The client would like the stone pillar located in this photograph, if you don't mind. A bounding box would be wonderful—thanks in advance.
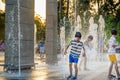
[34,24,37,54]
[46,0,58,64]
[5,0,34,69]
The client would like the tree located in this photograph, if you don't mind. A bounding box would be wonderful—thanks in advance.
[0,10,5,41]
[34,14,46,42]
[66,0,69,19]
[1,0,5,3]
[100,0,120,42]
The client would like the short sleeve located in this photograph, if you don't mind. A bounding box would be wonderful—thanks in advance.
[109,37,116,46]
[81,42,84,48]
[68,40,73,46]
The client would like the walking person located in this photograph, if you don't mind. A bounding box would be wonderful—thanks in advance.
[64,32,86,80]
[108,30,120,79]
[38,40,45,59]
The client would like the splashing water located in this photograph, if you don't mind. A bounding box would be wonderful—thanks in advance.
[17,0,21,76]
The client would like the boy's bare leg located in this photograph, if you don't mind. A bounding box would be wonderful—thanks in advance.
[79,57,83,70]
[42,53,44,58]
[42,52,45,60]
[41,54,43,59]
[40,52,44,59]
[69,63,73,76]
[109,62,114,76]
[43,53,45,58]
[115,62,120,76]
[74,64,78,77]
[40,52,41,59]
[83,57,87,70]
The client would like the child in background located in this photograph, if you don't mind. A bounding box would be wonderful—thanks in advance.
[79,35,93,70]
[38,40,45,59]
[108,30,120,79]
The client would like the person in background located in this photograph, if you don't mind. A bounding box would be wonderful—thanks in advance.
[79,35,93,70]
[38,40,45,59]
[108,30,120,79]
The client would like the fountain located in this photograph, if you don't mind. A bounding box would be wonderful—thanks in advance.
[7,5,16,68]
[71,15,82,40]
[76,15,82,32]
[5,0,34,78]
[60,27,65,54]
[83,11,87,25]
[61,0,108,68]
[17,0,21,76]
[60,12,107,75]
[98,15,105,53]
[2,0,111,79]
[88,17,98,51]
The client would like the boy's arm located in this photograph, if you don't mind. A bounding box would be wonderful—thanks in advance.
[64,45,69,55]
[82,46,86,57]
[112,44,118,48]
[64,40,72,55]
[110,38,118,48]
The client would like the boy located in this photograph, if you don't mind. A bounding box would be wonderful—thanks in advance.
[38,40,45,59]
[64,32,86,80]
[79,35,93,70]
[108,30,120,79]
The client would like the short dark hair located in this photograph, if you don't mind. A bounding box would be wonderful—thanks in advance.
[88,35,93,40]
[75,32,82,38]
[111,30,117,35]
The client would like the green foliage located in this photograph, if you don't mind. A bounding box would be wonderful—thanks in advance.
[0,10,5,41]
[1,0,5,3]
[34,14,46,42]
[65,19,71,44]
[104,14,114,41]
[116,21,120,43]
[102,0,120,43]
[0,11,46,42]
[105,15,120,43]
[58,0,120,44]
[78,0,90,14]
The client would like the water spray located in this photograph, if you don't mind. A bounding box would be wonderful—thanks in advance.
[17,0,21,76]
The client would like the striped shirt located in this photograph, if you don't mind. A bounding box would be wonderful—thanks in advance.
[69,40,84,58]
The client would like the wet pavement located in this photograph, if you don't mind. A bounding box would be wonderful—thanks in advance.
[0,52,119,80]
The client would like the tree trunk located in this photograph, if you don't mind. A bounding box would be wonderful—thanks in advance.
[60,0,62,20]
[66,0,69,19]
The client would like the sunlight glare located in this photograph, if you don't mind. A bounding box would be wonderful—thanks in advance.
[35,0,46,20]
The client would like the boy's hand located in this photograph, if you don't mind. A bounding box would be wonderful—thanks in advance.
[83,47,86,57]
[112,44,115,47]
[64,45,69,55]
[82,52,86,57]
[64,50,67,55]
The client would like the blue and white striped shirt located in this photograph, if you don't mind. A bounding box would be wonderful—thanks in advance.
[69,40,84,58]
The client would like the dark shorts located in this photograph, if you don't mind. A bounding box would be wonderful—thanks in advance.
[69,54,79,64]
